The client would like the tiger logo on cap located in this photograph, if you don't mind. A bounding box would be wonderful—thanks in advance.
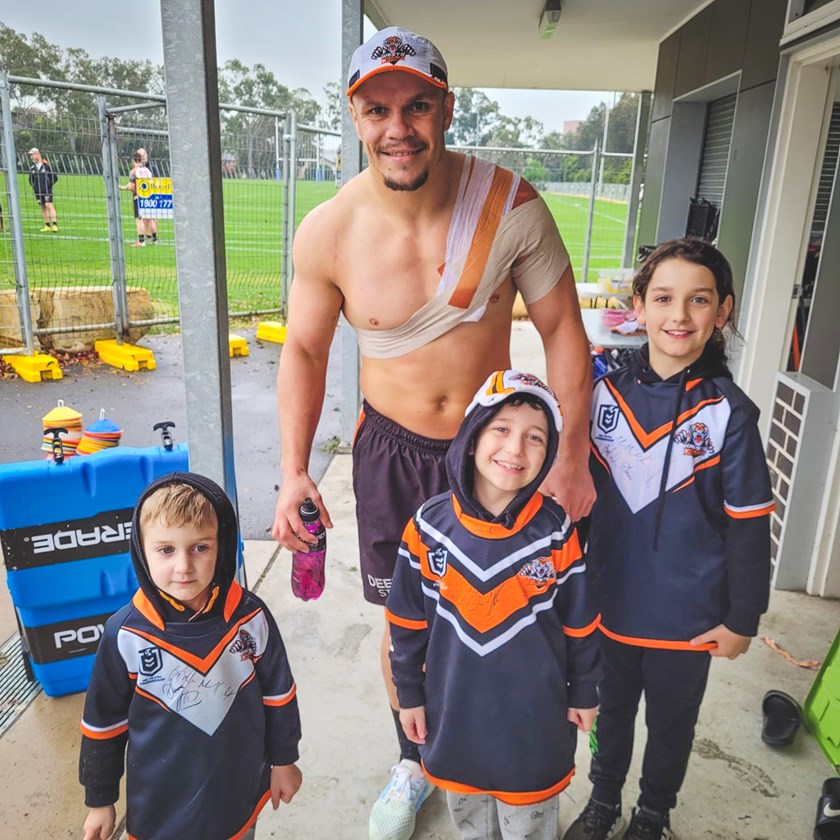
[372,36,416,65]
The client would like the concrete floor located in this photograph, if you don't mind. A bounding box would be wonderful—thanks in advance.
[0,323,838,839]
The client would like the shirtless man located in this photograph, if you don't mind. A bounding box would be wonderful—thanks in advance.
[272,27,595,840]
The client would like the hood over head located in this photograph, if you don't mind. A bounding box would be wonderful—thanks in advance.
[446,370,562,528]
[131,472,239,624]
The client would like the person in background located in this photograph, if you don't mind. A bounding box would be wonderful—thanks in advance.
[27,147,58,232]
[136,147,159,242]
[120,152,155,247]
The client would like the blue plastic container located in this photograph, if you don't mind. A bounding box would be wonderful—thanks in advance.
[0,443,189,696]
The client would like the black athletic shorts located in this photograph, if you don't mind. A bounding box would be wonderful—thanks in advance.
[35,193,53,205]
[352,400,451,604]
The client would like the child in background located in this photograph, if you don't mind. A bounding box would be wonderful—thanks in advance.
[80,473,302,840]
[564,238,773,840]
[386,370,601,840]
[119,152,155,247]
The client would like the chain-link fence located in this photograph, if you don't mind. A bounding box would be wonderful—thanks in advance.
[0,72,636,358]
[456,144,635,282]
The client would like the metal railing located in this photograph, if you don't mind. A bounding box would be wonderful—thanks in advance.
[0,71,634,357]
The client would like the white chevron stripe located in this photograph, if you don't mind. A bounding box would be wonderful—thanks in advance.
[417,513,572,582]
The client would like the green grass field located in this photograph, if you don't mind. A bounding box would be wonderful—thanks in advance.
[0,172,627,326]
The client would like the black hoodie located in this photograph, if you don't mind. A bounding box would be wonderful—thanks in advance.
[387,370,600,804]
[589,346,774,648]
[79,473,301,840]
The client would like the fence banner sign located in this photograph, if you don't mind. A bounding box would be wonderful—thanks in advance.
[136,177,174,219]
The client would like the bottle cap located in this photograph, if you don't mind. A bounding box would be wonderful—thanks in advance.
[300,498,320,522]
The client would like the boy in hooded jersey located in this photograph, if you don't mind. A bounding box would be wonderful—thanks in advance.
[386,370,601,840]
[79,473,302,840]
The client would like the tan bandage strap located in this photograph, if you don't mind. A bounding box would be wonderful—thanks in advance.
[355,156,569,359]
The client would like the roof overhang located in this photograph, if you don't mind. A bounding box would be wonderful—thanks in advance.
[364,0,714,91]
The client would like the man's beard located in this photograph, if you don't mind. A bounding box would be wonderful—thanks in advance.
[383,168,430,192]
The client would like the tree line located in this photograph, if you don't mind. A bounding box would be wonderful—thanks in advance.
[1,21,638,183]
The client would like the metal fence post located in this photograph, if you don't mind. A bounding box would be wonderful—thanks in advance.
[339,0,363,448]
[582,140,600,283]
[0,71,35,356]
[98,96,129,342]
[287,109,298,288]
[623,91,652,268]
[281,112,292,321]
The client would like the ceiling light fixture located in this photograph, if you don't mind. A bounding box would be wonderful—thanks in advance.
[539,0,562,39]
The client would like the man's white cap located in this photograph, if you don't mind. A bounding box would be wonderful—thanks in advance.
[465,370,563,433]
[27,147,39,154]
[346,27,448,97]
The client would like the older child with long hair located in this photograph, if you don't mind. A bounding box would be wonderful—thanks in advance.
[563,238,774,840]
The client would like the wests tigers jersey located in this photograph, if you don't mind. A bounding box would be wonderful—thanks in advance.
[79,473,301,840]
[387,491,600,805]
[588,356,773,649]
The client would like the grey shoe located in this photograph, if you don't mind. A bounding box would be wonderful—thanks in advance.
[563,798,625,840]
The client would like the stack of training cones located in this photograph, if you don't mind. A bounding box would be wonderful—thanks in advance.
[77,409,123,455]
[42,400,83,460]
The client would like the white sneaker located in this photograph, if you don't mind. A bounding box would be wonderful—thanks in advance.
[369,759,434,840]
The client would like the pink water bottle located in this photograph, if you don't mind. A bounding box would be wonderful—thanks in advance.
[291,498,326,601]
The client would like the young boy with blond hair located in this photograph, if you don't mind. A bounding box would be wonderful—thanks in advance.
[80,472,302,840]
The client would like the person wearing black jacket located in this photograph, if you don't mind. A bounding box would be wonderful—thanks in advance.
[564,239,773,840]
[27,148,59,232]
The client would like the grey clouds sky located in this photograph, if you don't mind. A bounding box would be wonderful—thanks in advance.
[2,1,606,136]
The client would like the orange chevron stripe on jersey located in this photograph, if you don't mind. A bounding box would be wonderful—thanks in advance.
[448,166,515,309]
[725,500,776,519]
[264,683,297,707]
[385,608,428,631]
[599,623,715,651]
[124,607,262,674]
[79,719,129,740]
[423,763,575,805]
[420,540,582,635]
[223,580,243,621]
[564,613,600,637]
[604,378,726,449]
[451,492,543,538]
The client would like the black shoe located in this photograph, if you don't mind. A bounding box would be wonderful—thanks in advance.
[815,777,840,840]
[622,807,673,840]
[563,799,625,840]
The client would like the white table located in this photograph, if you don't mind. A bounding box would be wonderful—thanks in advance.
[580,308,647,349]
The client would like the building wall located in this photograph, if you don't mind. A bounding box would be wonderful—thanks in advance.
[637,0,787,303]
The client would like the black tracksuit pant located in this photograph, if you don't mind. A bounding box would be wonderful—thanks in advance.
[590,634,712,814]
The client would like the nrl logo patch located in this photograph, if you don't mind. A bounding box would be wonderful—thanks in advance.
[372,36,416,65]
[597,404,619,435]
[428,547,448,577]
[139,646,162,675]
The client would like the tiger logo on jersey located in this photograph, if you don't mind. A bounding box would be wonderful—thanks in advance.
[518,556,556,589]
[674,422,715,457]
[229,628,258,661]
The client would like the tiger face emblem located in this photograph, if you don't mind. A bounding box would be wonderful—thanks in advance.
[371,36,416,65]
[518,556,556,589]
[674,422,715,457]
